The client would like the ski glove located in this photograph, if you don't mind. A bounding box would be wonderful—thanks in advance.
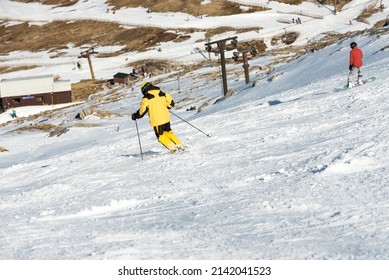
[131,113,137,121]
[349,65,353,71]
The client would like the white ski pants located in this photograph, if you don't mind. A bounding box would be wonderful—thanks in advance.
[348,66,363,83]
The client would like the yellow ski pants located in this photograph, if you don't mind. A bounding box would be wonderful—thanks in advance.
[154,122,182,152]
[158,131,182,152]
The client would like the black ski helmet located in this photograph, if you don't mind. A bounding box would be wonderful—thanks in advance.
[141,82,151,95]
[350,42,357,49]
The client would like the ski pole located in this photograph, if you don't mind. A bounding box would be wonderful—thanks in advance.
[134,119,144,160]
[170,111,211,137]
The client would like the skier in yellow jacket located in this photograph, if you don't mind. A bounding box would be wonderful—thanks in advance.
[132,82,183,152]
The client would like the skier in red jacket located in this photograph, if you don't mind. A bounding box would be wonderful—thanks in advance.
[348,42,363,88]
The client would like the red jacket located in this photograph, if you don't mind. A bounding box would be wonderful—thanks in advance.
[350,46,363,68]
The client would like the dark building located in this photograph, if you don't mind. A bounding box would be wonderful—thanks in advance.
[113,72,130,85]
[0,74,72,112]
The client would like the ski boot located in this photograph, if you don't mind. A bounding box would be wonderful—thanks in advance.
[357,76,363,86]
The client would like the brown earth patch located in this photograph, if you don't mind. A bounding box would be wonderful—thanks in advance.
[238,39,267,54]
[275,0,304,4]
[355,5,382,23]
[12,123,58,133]
[271,32,299,46]
[374,19,388,28]
[0,20,181,54]
[0,146,8,152]
[204,27,260,40]
[106,0,268,16]
[12,0,78,7]
[11,0,271,16]
[0,65,38,75]
[1,23,257,66]
[71,80,105,102]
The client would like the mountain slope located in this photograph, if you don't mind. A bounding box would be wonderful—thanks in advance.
[0,26,388,259]
[1,0,387,81]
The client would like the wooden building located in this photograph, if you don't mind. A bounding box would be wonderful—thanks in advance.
[113,72,130,85]
[0,74,71,112]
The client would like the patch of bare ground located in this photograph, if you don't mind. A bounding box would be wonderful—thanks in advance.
[70,123,103,128]
[14,0,302,10]
[355,4,382,24]
[0,66,38,75]
[317,0,352,12]
[204,27,260,40]
[0,20,180,54]
[71,80,105,102]
[129,59,183,76]
[374,19,388,28]
[106,0,268,16]
[12,123,58,134]
[274,0,304,4]
[265,32,347,65]
[11,0,78,7]
[0,146,8,152]
[238,39,267,54]
[271,32,299,46]
[15,0,299,12]
[0,18,262,59]
[12,123,71,137]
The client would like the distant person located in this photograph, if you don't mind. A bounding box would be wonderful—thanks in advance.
[10,109,17,119]
[131,82,184,152]
[130,68,137,78]
[139,67,145,77]
[348,42,363,88]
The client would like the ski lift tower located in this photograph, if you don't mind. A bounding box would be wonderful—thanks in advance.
[205,36,238,97]
[232,47,257,85]
[78,47,98,80]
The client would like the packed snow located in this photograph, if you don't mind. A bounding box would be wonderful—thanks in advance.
[0,0,388,260]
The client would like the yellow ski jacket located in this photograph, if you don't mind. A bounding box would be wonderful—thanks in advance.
[135,85,174,127]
